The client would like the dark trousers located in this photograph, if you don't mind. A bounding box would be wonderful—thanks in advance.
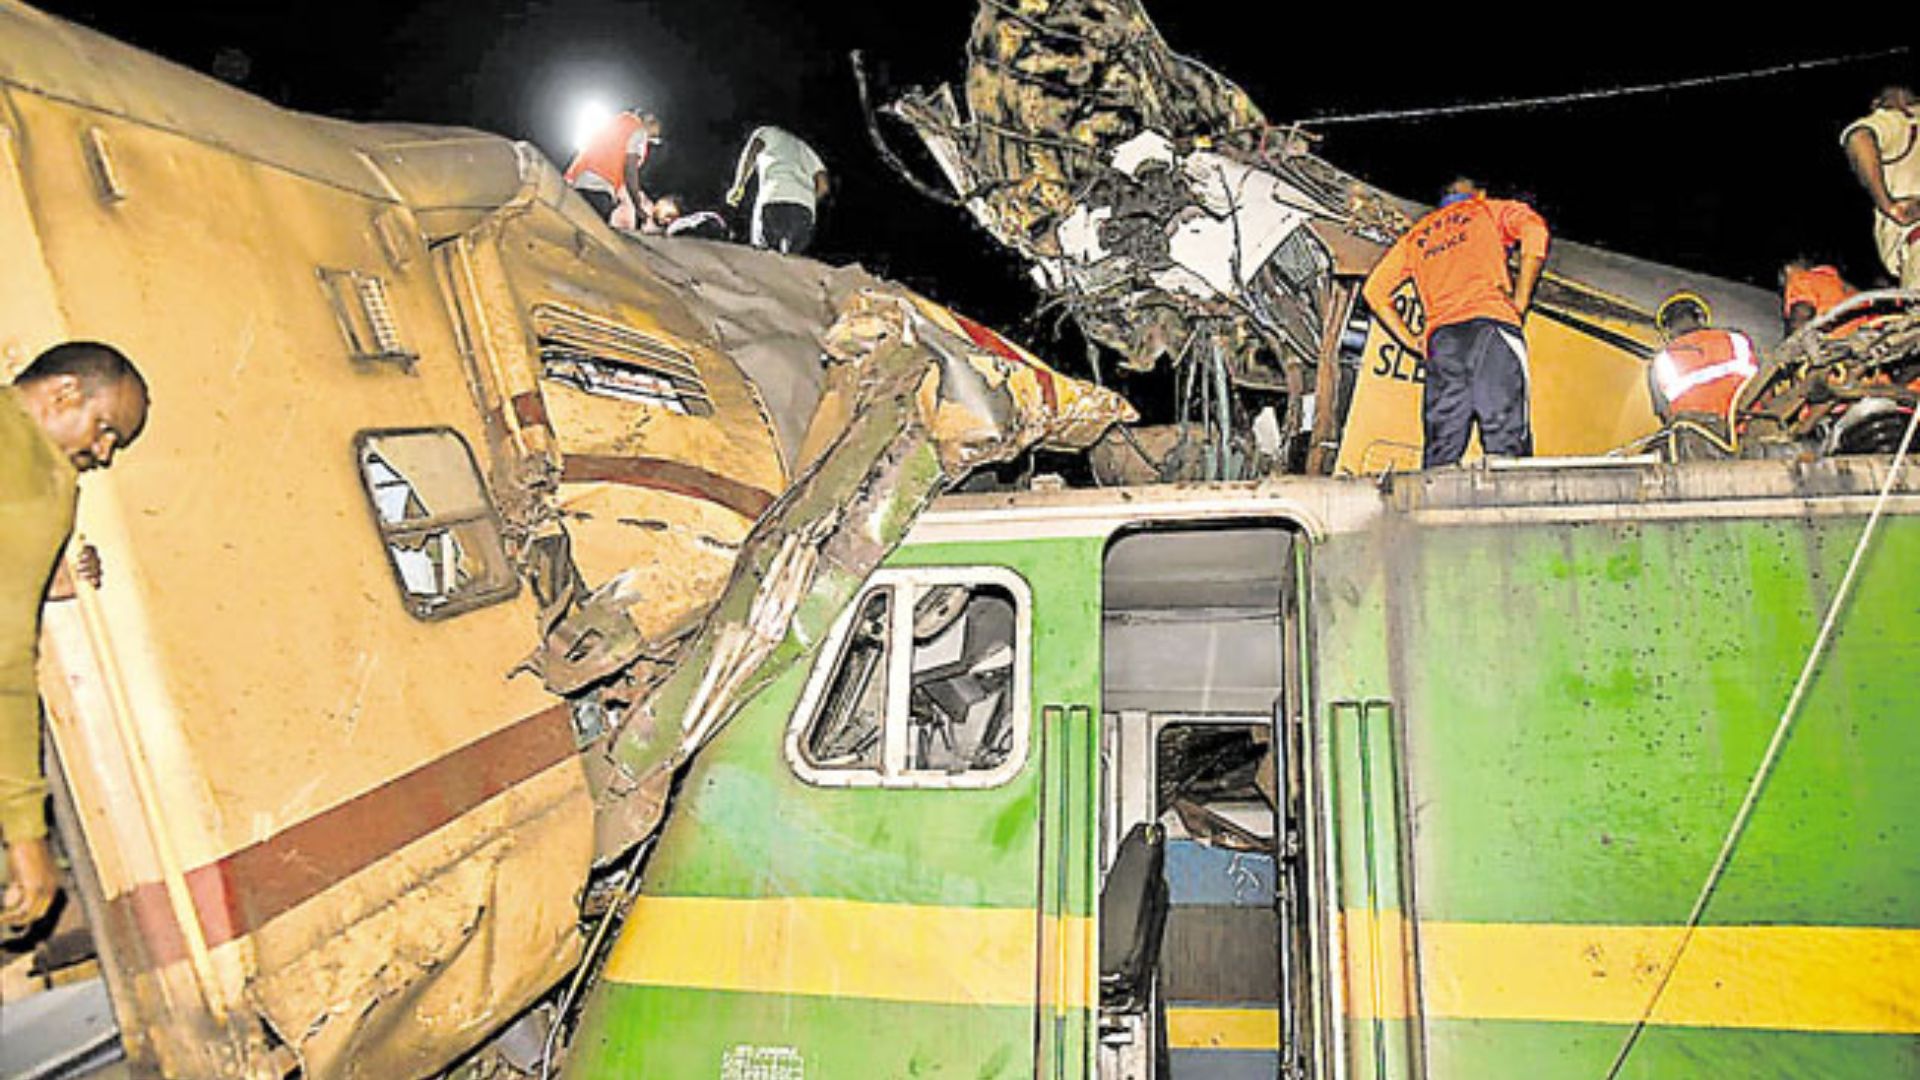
[576,187,617,222]
[755,201,815,254]
[1423,317,1533,468]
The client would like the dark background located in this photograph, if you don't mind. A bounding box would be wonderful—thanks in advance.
[32,1,1913,362]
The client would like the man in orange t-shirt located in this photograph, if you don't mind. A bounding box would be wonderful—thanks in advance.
[1779,260,1863,336]
[1362,178,1550,468]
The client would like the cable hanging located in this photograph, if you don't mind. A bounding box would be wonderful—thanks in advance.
[1288,47,1909,128]
[1602,400,1920,1079]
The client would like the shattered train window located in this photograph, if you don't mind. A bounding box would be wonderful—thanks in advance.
[799,588,892,771]
[355,429,518,620]
[791,569,1029,787]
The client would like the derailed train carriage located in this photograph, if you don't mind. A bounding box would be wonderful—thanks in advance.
[4,1,1918,1078]
[557,460,1920,1080]
[0,2,1130,1076]
[562,4,1920,1077]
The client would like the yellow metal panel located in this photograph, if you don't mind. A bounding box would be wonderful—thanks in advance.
[1165,1006,1282,1050]
[1333,312,1662,475]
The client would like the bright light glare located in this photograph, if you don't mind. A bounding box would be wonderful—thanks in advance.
[569,98,615,153]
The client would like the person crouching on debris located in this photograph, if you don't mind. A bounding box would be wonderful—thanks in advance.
[1780,260,1859,335]
[1362,177,1550,468]
[1778,259,1878,338]
[725,125,828,254]
[1,342,148,934]
[565,108,662,231]
[1647,291,1758,431]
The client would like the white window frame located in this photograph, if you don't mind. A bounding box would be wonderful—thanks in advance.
[787,565,1033,790]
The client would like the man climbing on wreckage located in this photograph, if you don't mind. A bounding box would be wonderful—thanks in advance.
[1363,177,1551,469]
[0,342,148,934]
[1646,290,1759,439]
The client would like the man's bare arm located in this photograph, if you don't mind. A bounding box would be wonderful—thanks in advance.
[1847,128,1920,226]
[726,137,764,207]
[1512,252,1546,317]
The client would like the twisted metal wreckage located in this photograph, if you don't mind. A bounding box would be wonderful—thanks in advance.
[0,4,1133,1072]
[871,0,1920,476]
[557,281,1134,864]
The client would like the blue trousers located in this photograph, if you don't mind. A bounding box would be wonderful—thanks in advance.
[1423,318,1533,468]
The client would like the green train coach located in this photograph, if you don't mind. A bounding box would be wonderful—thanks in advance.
[564,456,1920,1079]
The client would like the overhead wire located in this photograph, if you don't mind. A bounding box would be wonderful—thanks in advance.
[1285,48,1908,128]
[1601,400,1920,1079]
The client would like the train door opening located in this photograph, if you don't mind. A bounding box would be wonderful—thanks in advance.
[1097,524,1309,1080]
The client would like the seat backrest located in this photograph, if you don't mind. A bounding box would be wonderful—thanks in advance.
[1099,821,1170,1011]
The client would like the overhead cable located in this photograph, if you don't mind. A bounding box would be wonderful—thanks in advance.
[1290,47,1909,128]
[1602,400,1920,1079]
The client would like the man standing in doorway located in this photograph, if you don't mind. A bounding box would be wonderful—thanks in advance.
[725,125,829,255]
[0,342,149,932]
[565,108,662,232]
[1842,86,1920,290]
[1362,178,1551,469]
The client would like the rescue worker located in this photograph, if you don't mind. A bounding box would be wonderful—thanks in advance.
[725,125,829,254]
[1779,260,1862,336]
[1842,86,1920,289]
[1,342,148,933]
[565,108,661,231]
[1647,292,1758,427]
[1780,260,1858,333]
[1362,177,1550,468]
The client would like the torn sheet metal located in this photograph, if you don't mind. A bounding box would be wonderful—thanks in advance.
[1612,290,1920,462]
[1738,290,1920,455]
[582,288,1135,859]
[884,0,1396,478]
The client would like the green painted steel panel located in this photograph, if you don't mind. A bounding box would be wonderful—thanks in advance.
[569,534,1106,1078]
[1424,1018,1920,1079]
[572,984,1038,1078]
[1376,516,1920,927]
[1310,508,1920,1080]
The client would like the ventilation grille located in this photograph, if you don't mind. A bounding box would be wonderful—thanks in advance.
[318,267,417,368]
[533,303,714,416]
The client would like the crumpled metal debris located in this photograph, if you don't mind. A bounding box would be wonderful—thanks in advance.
[1621,290,1920,462]
[1739,290,1920,455]
[882,0,1401,479]
[579,286,1134,860]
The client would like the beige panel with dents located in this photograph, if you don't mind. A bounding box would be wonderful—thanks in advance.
[244,762,592,1079]
[11,86,593,1075]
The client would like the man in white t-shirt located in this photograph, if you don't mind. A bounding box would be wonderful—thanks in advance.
[725,125,829,254]
[1842,86,1920,288]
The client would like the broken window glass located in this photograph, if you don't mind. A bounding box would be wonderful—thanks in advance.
[793,571,1027,786]
[355,430,518,620]
[799,588,891,771]
[906,584,1017,774]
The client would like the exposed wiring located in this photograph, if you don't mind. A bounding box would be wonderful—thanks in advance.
[1602,401,1920,1079]
[1287,48,1908,128]
[850,51,965,208]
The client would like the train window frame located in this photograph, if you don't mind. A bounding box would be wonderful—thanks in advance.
[353,428,520,621]
[787,566,1032,790]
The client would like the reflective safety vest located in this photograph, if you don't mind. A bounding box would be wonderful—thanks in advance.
[1651,328,1758,418]
[564,112,651,195]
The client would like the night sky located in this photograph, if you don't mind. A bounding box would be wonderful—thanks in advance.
[32,2,1913,366]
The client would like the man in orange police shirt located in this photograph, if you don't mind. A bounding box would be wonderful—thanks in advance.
[1363,178,1550,469]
